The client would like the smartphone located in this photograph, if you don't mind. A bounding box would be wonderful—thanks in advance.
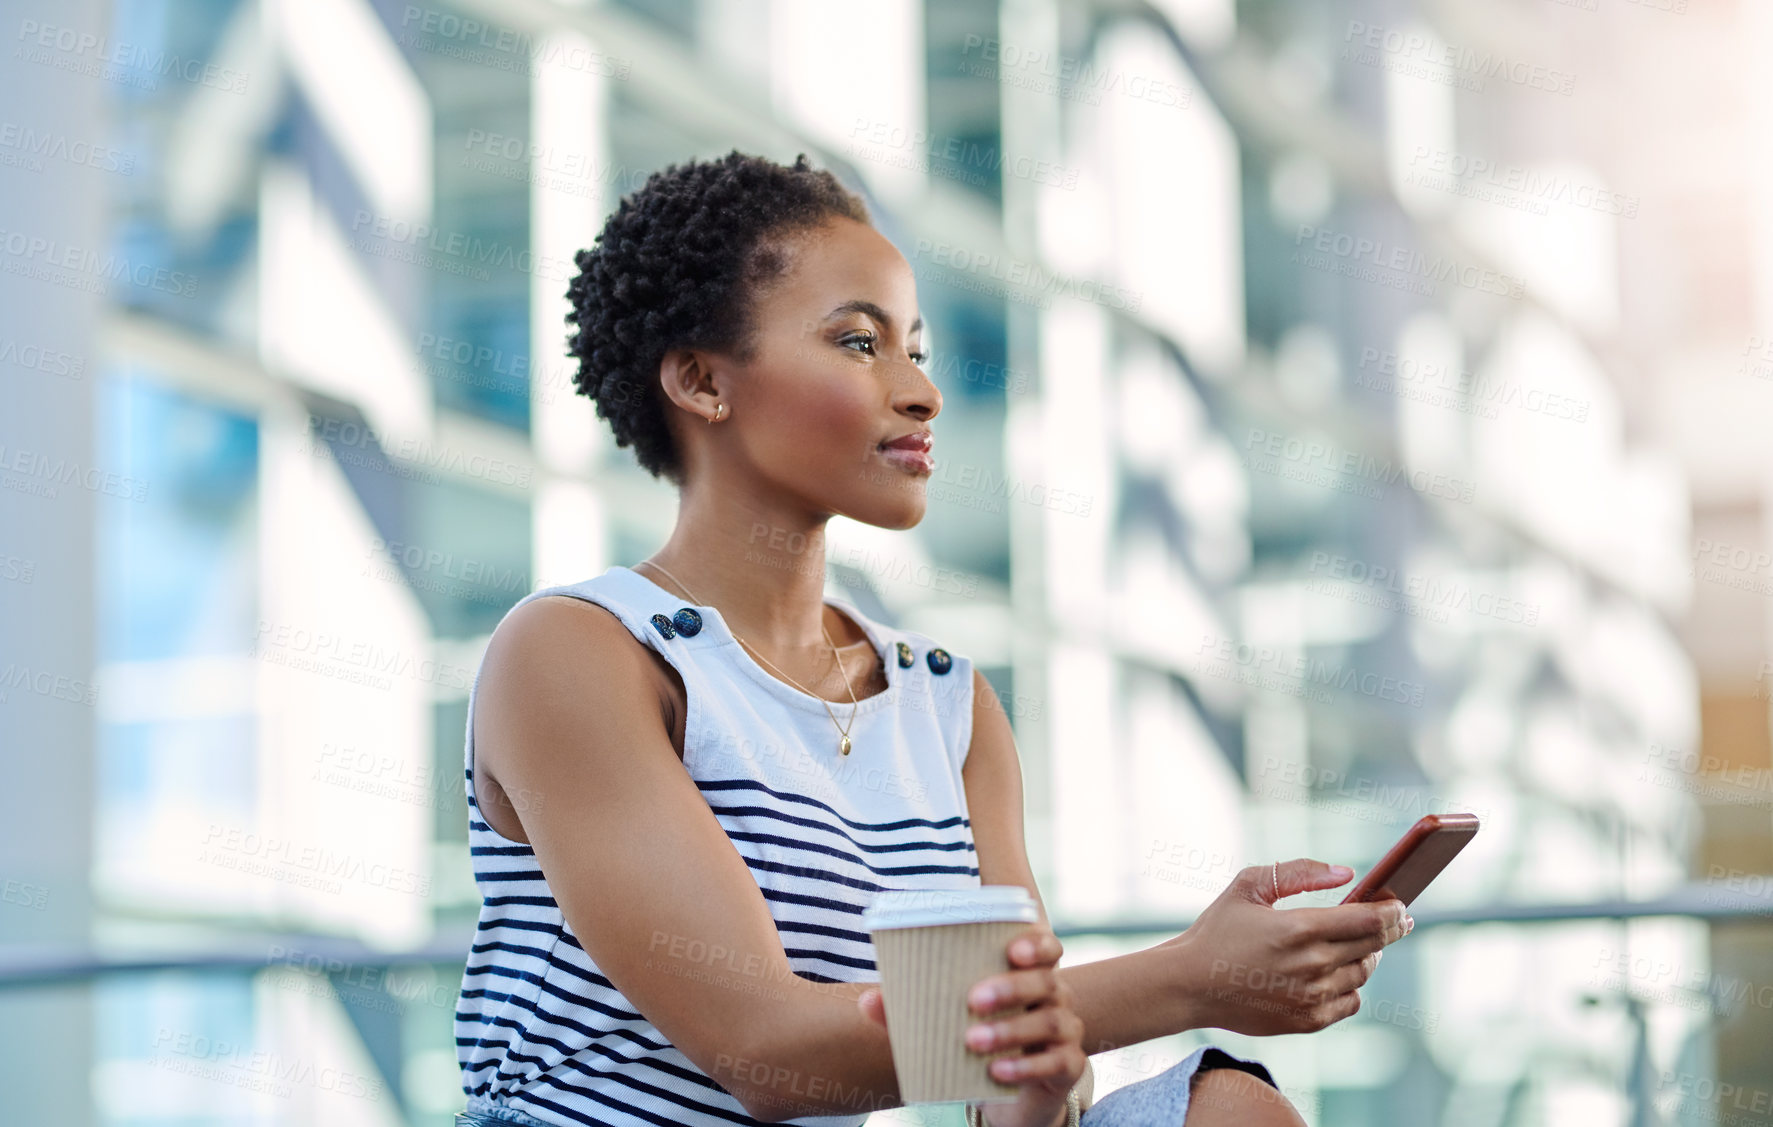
[1339,813,1481,906]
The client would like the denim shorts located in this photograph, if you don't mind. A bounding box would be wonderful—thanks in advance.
[1080,1045,1278,1125]
[455,1046,1277,1126]
[455,1097,555,1127]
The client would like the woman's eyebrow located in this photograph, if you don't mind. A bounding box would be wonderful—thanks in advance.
[826,298,924,336]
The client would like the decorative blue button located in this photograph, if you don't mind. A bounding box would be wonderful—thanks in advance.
[926,647,953,675]
[649,613,676,639]
[896,641,914,668]
[672,607,703,636]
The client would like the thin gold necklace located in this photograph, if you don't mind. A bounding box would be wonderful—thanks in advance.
[636,559,864,756]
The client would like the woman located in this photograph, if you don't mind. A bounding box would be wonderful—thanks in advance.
[453,150,1411,1127]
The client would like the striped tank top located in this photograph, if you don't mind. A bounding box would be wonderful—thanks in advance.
[455,565,982,1126]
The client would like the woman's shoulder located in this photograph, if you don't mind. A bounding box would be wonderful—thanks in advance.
[827,591,973,675]
[476,569,684,728]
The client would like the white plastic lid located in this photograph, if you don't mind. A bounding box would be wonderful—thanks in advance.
[861,885,1038,931]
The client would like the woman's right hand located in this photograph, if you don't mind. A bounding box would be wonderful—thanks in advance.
[1161,858,1413,1036]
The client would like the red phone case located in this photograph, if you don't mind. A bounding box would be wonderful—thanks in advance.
[1340,813,1481,906]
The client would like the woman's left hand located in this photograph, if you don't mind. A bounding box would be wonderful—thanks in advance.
[859,925,1086,1127]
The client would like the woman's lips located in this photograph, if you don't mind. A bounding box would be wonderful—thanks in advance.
[878,444,934,474]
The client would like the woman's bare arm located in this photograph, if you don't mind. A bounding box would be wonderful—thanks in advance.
[961,668,1187,1089]
[475,596,905,1121]
[960,669,1409,1069]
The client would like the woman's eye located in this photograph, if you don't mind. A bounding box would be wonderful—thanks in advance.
[843,333,928,366]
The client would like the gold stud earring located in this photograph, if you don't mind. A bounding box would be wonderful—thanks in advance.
[709,403,726,423]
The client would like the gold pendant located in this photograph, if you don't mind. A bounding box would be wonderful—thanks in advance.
[840,734,851,756]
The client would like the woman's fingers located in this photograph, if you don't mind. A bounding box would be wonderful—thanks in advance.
[969,964,1060,1015]
[1314,929,1402,969]
[968,927,1063,1014]
[1004,926,1062,966]
[985,1040,1088,1085]
[1287,899,1411,944]
[965,997,1083,1053]
[1308,954,1379,1001]
[856,986,887,1029]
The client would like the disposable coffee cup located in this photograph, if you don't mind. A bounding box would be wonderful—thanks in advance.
[862,885,1040,1105]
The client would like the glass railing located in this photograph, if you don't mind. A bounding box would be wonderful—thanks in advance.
[9,892,1768,1126]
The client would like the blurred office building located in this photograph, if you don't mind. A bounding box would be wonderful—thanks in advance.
[3,1,1771,1124]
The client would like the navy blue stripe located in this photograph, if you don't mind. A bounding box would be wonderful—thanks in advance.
[470,938,554,961]
[773,919,872,946]
[742,855,978,892]
[468,938,603,990]
[697,776,971,832]
[465,963,653,1027]
[758,885,871,915]
[472,844,538,856]
[721,818,974,858]
[475,916,563,939]
[462,1024,764,1124]
[705,802,974,853]
[519,1077,763,1127]
[457,1002,664,1057]
[783,945,877,972]
[473,917,587,956]
[726,830,978,879]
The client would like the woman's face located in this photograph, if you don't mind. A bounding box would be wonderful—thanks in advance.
[670,215,943,531]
